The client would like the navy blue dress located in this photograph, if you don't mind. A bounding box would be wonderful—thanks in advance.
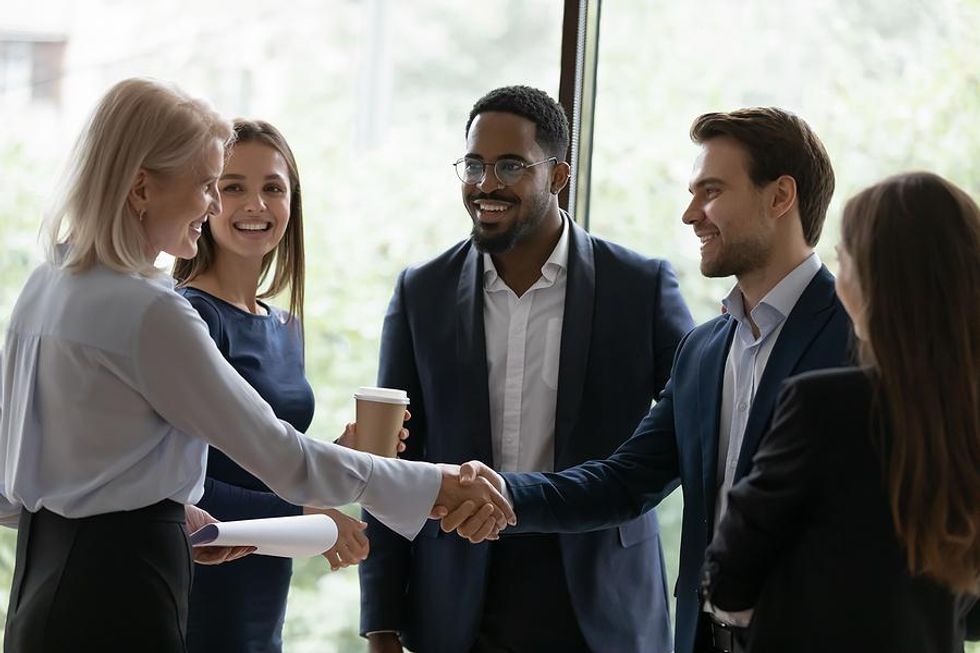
[181,288,315,653]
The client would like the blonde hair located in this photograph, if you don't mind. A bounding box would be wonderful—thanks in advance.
[44,78,233,275]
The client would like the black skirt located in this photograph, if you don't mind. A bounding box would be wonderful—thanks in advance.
[4,500,192,653]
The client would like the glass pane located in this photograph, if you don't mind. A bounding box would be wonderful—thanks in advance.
[589,0,980,324]
[0,0,562,649]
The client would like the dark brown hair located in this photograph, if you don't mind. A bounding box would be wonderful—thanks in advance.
[690,107,835,247]
[842,171,980,594]
[173,119,305,327]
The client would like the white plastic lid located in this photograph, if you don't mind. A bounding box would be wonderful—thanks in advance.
[353,386,410,405]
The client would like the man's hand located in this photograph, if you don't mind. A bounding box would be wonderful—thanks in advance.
[336,409,412,454]
[439,461,511,542]
[184,504,255,565]
[367,632,403,653]
[304,506,369,571]
[431,462,515,543]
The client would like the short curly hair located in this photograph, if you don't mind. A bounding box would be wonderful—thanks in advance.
[465,86,570,161]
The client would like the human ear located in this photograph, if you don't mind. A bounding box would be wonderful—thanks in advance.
[551,160,571,195]
[128,169,150,217]
[770,175,797,219]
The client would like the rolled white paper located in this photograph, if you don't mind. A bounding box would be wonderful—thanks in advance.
[189,513,339,558]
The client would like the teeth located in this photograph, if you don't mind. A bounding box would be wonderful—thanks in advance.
[475,200,511,212]
[235,222,270,231]
[699,234,717,244]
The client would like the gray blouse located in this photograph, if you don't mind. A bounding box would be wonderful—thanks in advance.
[0,260,439,539]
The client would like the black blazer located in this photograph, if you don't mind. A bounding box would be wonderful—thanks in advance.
[358,218,694,653]
[705,367,979,653]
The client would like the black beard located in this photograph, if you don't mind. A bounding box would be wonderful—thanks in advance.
[468,191,551,254]
[471,221,524,253]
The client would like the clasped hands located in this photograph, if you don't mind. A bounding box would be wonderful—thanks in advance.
[342,416,515,543]
[431,461,514,543]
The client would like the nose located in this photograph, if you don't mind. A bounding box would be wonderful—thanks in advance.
[681,197,701,225]
[245,190,267,213]
[208,188,222,217]
[476,164,503,194]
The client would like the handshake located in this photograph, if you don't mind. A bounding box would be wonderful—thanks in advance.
[430,462,514,543]
[340,418,513,542]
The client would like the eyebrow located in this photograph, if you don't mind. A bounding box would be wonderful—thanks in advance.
[219,173,288,182]
[688,177,726,194]
[464,153,531,163]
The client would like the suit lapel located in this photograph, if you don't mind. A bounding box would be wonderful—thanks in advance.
[699,317,737,526]
[734,266,838,479]
[553,220,595,466]
[456,244,494,464]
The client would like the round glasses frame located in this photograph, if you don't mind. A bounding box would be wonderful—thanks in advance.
[453,156,558,187]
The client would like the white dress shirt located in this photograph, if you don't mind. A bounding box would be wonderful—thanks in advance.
[483,218,569,473]
[707,252,822,626]
[0,259,440,538]
[714,252,822,525]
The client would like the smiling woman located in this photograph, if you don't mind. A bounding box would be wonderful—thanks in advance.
[133,139,224,260]
[172,120,377,653]
[0,79,476,652]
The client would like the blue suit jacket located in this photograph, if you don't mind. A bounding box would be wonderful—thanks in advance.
[359,219,694,653]
[504,265,853,653]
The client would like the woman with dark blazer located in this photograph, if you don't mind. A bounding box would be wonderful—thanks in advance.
[703,171,980,653]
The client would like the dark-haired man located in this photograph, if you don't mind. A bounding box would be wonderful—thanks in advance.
[448,108,854,653]
[359,85,694,653]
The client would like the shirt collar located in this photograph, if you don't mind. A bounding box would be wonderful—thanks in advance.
[722,252,822,332]
[483,214,570,291]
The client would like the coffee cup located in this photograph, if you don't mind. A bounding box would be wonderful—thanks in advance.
[353,387,410,458]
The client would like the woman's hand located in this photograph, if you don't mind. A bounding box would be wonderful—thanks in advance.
[305,507,370,571]
[335,409,412,455]
[184,504,255,565]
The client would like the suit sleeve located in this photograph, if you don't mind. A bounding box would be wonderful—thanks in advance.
[504,338,687,533]
[652,259,695,396]
[359,270,426,636]
[702,379,825,611]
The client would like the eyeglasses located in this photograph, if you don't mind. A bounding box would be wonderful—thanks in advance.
[453,156,558,187]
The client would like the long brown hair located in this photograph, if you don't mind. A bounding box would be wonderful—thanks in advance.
[841,171,980,594]
[173,119,305,327]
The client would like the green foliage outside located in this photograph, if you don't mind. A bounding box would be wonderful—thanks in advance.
[0,0,977,650]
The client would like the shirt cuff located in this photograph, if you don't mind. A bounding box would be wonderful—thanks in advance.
[358,456,441,540]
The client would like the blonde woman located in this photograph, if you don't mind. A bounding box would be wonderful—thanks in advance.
[0,78,514,652]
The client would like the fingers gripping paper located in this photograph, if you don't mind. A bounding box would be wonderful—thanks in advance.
[189,514,339,558]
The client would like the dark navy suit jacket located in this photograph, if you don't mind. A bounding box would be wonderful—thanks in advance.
[504,265,852,653]
[359,219,694,653]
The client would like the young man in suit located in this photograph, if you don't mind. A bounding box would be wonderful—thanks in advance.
[359,86,695,653]
[447,107,852,653]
